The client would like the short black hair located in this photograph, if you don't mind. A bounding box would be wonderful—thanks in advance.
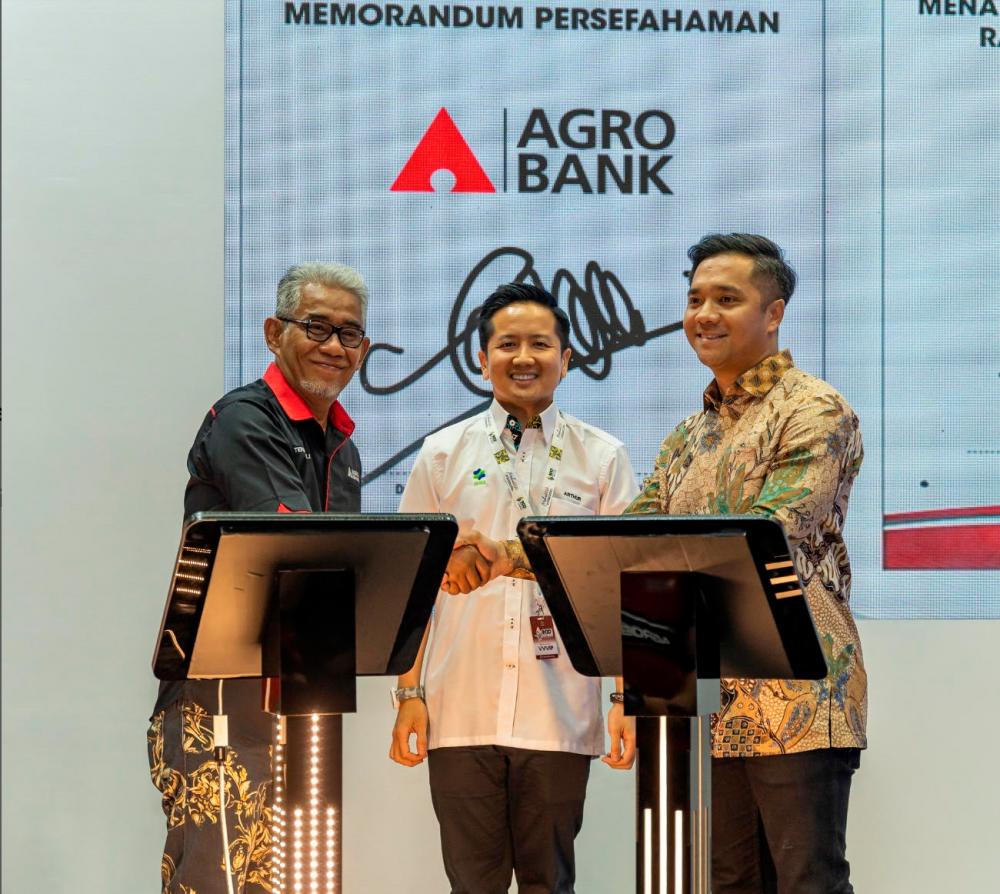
[687,233,797,305]
[477,282,571,352]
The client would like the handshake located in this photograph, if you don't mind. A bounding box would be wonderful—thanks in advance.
[440,529,526,595]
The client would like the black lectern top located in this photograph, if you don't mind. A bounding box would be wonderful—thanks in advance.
[152,511,456,682]
[518,513,826,682]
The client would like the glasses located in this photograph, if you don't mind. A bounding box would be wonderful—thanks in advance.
[277,316,366,348]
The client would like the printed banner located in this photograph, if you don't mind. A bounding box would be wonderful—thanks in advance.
[226,1,1000,617]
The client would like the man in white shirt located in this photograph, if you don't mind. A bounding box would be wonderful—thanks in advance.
[388,282,638,894]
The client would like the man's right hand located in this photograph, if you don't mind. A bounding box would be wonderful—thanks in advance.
[441,543,491,595]
[439,529,519,595]
[455,529,514,581]
[389,698,429,767]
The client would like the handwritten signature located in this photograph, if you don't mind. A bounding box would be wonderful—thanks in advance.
[359,246,681,484]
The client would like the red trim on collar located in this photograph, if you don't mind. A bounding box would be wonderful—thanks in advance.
[263,363,313,421]
[329,401,355,438]
[262,362,356,436]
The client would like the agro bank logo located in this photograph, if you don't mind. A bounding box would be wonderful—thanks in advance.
[391,108,496,193]
[391,106,675,195]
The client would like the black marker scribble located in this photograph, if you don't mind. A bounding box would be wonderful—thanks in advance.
[360,247,682,484]
[360,398,493,486]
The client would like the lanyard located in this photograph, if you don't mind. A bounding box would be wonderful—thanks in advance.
[485,409,568,621]
[485,409,567,517]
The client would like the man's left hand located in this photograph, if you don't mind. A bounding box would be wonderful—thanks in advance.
[601,702,636,770]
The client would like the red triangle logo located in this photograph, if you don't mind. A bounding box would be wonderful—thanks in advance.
[391,108,496,193]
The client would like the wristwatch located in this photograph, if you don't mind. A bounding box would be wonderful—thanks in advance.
[609,691,625,705]
[390,685,426,709]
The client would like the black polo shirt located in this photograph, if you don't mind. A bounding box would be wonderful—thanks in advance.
[184,362,362,515]
[155,362,362,713]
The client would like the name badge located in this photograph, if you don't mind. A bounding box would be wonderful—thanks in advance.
[530,614,560,660]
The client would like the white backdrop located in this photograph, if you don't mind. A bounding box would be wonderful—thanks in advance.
[2,1,999,892]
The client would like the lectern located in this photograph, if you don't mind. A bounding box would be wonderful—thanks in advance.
[152,511,457,894]
[517,514,826,894]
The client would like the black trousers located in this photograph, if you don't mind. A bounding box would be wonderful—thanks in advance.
[712,748,860,894]
[427,746,592,894]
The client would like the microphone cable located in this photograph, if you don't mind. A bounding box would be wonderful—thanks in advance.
[214,680,237,894]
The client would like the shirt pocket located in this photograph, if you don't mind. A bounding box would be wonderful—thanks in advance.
[548,495,597,517]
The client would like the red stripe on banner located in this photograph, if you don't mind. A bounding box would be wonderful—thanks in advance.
[884,505,1000,524]
[884,525,1000,569]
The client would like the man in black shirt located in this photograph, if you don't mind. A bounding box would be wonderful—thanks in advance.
[147,262,371,894]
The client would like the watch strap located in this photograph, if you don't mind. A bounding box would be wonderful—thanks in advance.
[391,685,426,709]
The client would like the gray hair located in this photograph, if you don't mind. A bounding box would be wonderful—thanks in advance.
[275,262,369,320]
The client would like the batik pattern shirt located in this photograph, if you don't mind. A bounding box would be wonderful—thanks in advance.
[626,351,867,757]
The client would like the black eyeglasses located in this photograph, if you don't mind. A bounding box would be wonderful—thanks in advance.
[277,316,366,348]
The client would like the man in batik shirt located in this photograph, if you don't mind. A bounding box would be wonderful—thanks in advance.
[627,233,866,893]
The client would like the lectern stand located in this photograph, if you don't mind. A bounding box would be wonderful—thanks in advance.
[517,514,826,894]
[152,512,457,894]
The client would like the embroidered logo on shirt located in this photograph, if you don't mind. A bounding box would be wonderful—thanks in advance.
[561,491,582,503]
[347,468,360,482]
[494,449,510,464]
[548,445,563,460]
[472,468,487,486]
[293,445,311,459]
